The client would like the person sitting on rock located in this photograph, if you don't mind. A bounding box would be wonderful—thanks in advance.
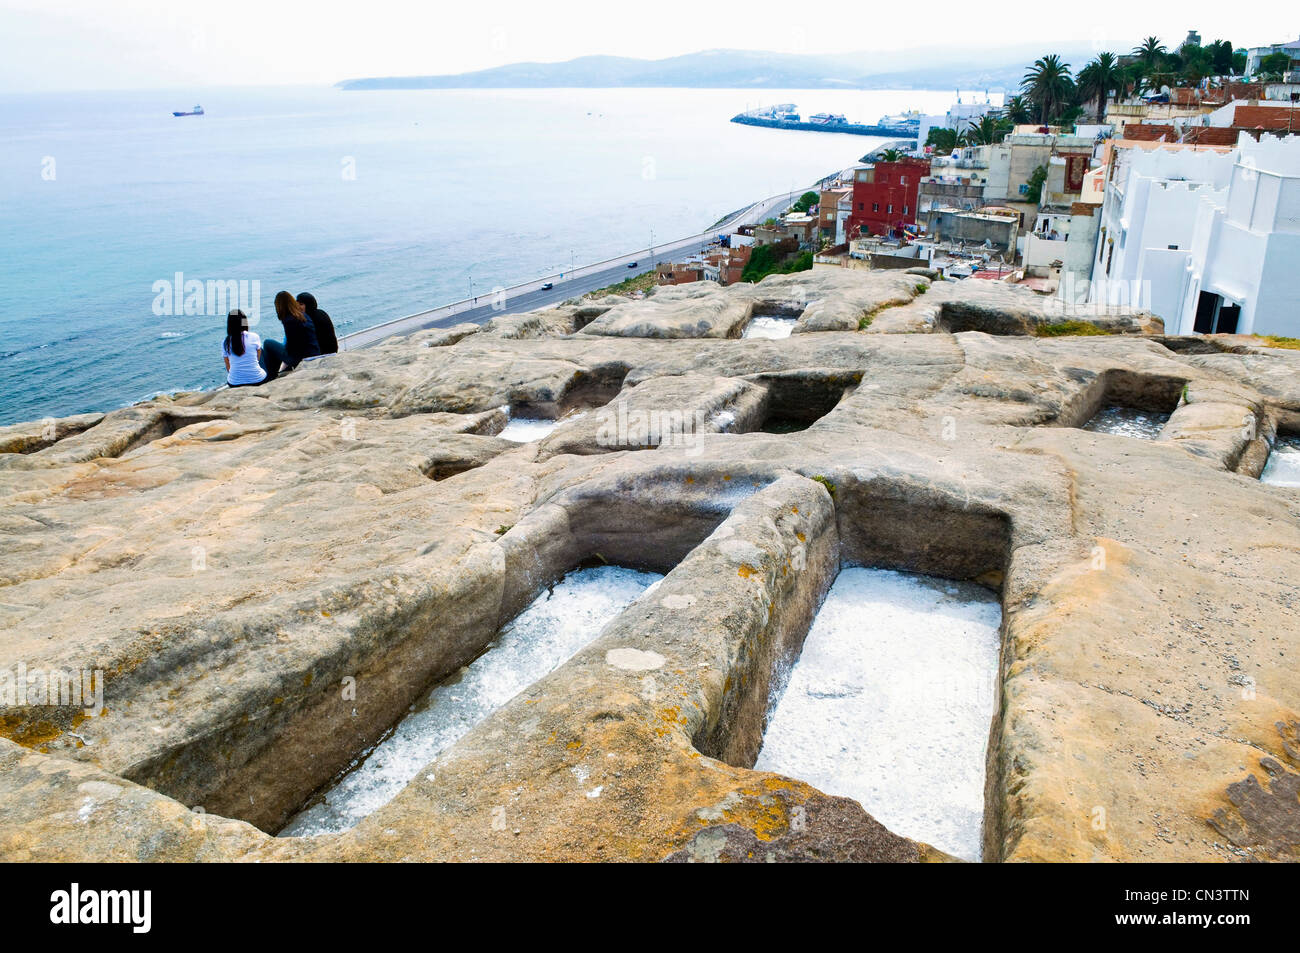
[297,292,338,354]
[222,309,267,387]
[260,291,321,381]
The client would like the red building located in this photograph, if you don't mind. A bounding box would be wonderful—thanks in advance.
[847,157,931,238]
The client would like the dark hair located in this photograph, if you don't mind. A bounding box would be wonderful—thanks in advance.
[275,290,306,324]
[296,292,318,316]
[225,309,248,357]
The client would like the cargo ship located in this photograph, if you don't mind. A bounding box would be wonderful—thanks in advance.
[731,104,918,138]
[172,105,205,117]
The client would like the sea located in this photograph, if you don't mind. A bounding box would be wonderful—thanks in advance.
[0,85,990,425]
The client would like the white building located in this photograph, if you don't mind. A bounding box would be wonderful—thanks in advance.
[1026,193,1104,291]
[1201,99,1300,130]
[1088,134,1300,335]
[1246,36,1300,78]
[818,187,854,245]
[918,146,990,217]
[967,143,1011,202]
[918,98,1002,149]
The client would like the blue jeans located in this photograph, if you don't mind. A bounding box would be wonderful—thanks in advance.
[260,339,291,381]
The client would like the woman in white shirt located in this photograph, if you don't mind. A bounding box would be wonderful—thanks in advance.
[222,309,267,387]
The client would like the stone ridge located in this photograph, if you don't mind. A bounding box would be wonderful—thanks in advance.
[0,270,1296,863]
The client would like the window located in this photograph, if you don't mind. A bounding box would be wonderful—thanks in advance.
[1195,292,1241,334]
[901,176,907,185]
[887,204,893,214]
[872,203,879,212]
[903,205,909,215]
[1193,292,1216,333]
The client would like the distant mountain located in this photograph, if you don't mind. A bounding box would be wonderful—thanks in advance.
[337,45,1107,93]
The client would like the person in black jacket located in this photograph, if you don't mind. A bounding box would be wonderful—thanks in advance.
[297,292,338,354]
[260,291,320,381]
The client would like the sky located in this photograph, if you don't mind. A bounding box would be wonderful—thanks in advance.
[0,0,1293,92]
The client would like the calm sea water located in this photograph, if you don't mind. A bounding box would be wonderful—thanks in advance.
[0,86,973,425]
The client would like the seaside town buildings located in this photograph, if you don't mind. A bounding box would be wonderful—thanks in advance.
[1115,100,1300,145]
[1245,35,1300,79]
[766,211,818,247]
[1105,86,1300,138]
[744,58,1300,336]
[925,207,1020,255]
[918,146,990,217]
[1086,133,1300,335]
[818,186,854,245]
[916,99,1001,150]
[656,241,753,287]
[847,156,931,238]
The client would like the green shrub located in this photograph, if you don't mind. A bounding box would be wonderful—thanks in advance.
[1025,164,1048,204]
[742,245,813,283]
[792,191,820,213]
[811,475,837,498]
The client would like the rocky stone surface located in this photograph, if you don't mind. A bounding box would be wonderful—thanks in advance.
[0,269,1296,863]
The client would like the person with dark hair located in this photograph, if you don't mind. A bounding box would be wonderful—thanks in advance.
[296,292,338,354]
[260,291,321,381]
[222,309,266,387]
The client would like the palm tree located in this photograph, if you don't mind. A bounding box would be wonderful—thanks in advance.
[1116,63,1147,100]
[1021,55,1075,124]
[925,126,959,154]
[1130,36,1168,93]
[879,148,903,162]
[1077,52,1120,121]
[1077,62,1100,117]
[960,114,1012,146]
[1004,95,1034,125]
[1132,36,1167,71]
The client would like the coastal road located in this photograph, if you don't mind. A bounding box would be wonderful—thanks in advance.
[340,187,809,349]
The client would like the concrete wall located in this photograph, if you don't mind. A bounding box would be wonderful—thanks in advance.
[975,145,1012,202]
[1060,210,1101,289]
[1137,247,1192,322]
[1098,136,1300,335]
[1253,232,1300,335]
[926,209,1018,252]
[1023,233,1066,269]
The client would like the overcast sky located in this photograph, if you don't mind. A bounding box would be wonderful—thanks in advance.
[0,0,1293,92]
